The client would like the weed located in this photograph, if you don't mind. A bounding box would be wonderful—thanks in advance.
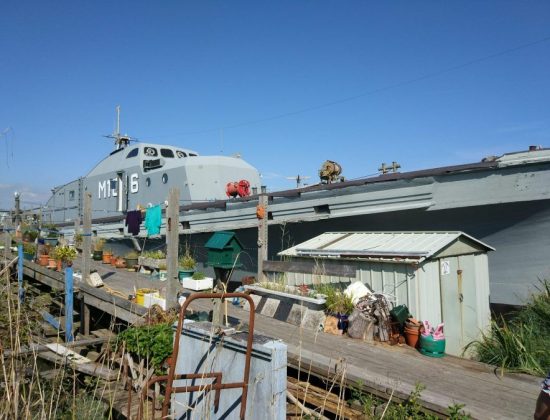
[348,381,471,419]
[448,403,472,420]
[465,279,550,375]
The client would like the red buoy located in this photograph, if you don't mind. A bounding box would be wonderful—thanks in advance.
[226,180,251,198]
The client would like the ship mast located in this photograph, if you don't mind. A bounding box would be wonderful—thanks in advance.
[106,105,131,150]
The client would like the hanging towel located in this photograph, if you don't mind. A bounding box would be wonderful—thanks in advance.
[145,205,162,236]
[125,210,142,236]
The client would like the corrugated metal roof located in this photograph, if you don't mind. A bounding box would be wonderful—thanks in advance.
[278,231,494,263]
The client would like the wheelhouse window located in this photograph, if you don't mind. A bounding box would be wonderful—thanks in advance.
[189,153,197,157]
[160,148,175,158]
[126,148,139,158]
[176,150,187,158]
[143,147,158,157]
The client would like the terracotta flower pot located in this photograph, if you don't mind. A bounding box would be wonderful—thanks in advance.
[102,252,112,264]
[404,325,421,348]
[48,258,56,269]
[110,255,118,266]
[56,260,62,272]
[115,257,126,269]
[39,254,49,266]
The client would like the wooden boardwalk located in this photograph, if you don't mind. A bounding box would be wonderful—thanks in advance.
[20,256,541,420]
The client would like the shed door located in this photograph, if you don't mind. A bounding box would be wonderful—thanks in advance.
[439,256,464,356]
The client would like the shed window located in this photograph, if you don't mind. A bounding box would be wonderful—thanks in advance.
[161,148,175,158]
[126,148,139,158]
[68,190,75,201]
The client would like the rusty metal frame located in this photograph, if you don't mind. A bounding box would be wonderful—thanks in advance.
[132,292,256,420]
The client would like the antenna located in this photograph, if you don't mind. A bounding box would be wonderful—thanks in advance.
[116,105,120,138]
[379,161,401,174]
[286,174,311,188]
[104,105,135,150]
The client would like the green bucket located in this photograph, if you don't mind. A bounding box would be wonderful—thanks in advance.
[178,269,195,280]
[419,334,445,358]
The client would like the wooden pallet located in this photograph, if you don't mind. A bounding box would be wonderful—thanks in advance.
[100,381,162,419]
[287,377,365,419]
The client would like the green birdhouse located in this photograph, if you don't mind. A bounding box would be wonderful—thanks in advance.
[204,231,244,269]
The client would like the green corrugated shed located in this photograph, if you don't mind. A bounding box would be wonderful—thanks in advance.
[205,231,244,269]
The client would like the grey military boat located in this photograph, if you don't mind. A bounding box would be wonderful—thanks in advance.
[40,112,550,309]
[43,134,261,225]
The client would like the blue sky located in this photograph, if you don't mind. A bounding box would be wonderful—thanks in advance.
[1,1,549,209]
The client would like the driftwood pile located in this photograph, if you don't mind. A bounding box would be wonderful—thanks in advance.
[347,293,393,342]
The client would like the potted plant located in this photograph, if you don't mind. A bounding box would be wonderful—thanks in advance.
[54,245,77,271]
[180,270,213,291]
[178,250,196,280]
[102,247,113,264]
[43,224,59,246]
[191,271,205,280]
[138,250,166,269]
[22,242,36,261]
[38,244,51,266]
[125,250,139,269]
[115,256,126,269]
[93,238,105,261]
[324,289,355,333]
[23,229,38,243]
[47,246,57,269]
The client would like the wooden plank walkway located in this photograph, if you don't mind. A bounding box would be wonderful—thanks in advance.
[20,256,541,419]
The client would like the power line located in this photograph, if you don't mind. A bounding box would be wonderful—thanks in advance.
[146,35,550,140]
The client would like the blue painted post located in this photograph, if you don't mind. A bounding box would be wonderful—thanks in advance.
[65,267,74,342]
[17,244,24,303]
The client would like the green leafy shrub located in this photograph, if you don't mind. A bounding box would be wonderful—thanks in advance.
[115,323,173,373]
[54,245,77,262]
[22,242,36,254]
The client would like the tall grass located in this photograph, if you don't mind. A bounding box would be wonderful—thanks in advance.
[466,280,550,376]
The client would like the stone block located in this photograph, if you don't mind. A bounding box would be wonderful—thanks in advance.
[300,309,326,331]
[287,303,307,326]
[242,293,262,312]
[260,297,280,318]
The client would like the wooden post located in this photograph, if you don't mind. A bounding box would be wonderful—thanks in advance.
[17,243,24,303]
[82,193,92,285]
[65,267,74,342]
[80,296,90,336]
[257,192,269,282]
[3,219,11,269]
[80,193,92,335]
[73,217,80,238]
[165,188,180,309]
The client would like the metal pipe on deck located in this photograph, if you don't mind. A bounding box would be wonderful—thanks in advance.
[65,267,74,342]
[18,244,24,303]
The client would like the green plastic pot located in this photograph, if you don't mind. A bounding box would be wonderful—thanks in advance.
[178,269,195,280]
[419,334,445,358]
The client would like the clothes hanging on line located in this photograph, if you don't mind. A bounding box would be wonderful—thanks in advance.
[125,210,142,236]
[145,205,162,236]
